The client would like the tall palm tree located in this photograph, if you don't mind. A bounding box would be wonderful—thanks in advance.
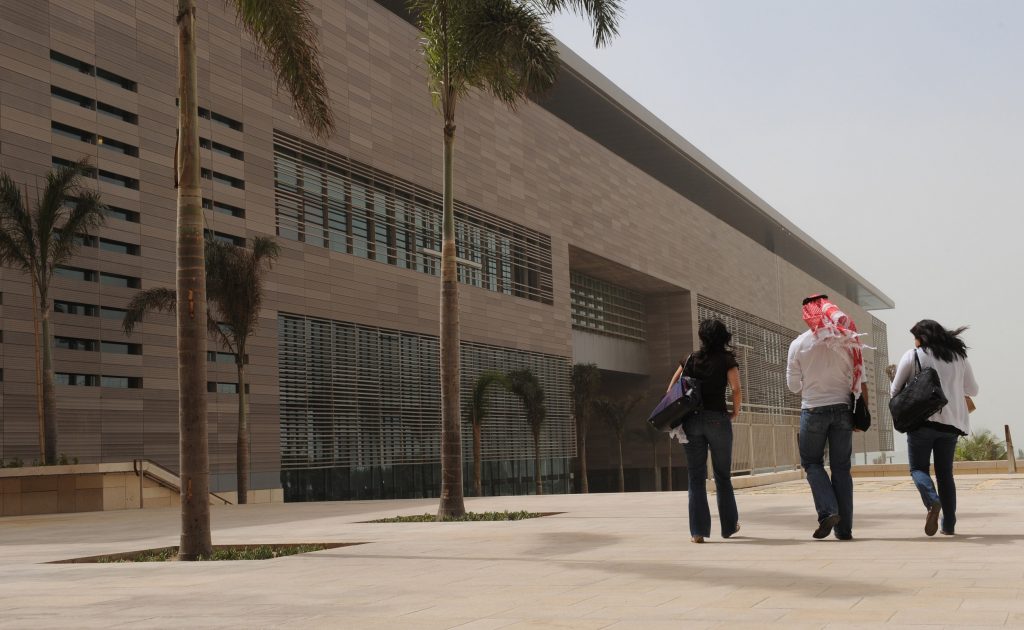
[571,363,600,493]
[173,0,334,559]
[595,396,640,493]
[506,369,547,495]
[408,0,622,520]
[467,370,507,497]
[123,238,280,506]
[0,159,105,465]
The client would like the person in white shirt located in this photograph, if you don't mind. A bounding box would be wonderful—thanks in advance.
[890,320,978,536]
[786,294,869,540]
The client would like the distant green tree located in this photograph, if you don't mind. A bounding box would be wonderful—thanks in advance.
[595,396,641,493]
[467,370,508,497]
[506,369,547,495]
[955,430,1007,461]
[571,363,601,493]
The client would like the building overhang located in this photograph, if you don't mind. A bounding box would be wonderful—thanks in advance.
[375,1,894,310]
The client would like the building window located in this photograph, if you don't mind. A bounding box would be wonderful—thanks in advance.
[205,230,245,247]
[569,272,647,342]
[100,341,142,355]
[207,381,246,394]
[101,376,142,389]
[100,272,141,289]
[201,168,245,189]
[54,336,98,351]
[54,300,98,316]
[207,351,238,364]
[56,373,100,386]
[273,131,553,304]
[200,138,244,160]
[104,206,140,223]
[99,238,140,256]
[55,266,98,282]
[100,306,128,320]
[50,50,137,92]
[202,199,245,218]
[51,86,139,124]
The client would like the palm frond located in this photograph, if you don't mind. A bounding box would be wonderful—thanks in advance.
[232,0,335,138]
[506,368,547,431]
[122,287,177,335]
[594,395,640,438]
[45,189,106,275]
[462,0,560,107]
[0,172,34,271]
[470,370,508,426]
[535,0,622,46]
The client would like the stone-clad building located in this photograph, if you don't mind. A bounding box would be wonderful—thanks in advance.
[0,0,894,501]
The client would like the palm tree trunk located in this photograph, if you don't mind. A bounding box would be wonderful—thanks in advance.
[30,274,45,464]
[617,438,624,493]
[39,292,57,465]
[176,0,212,560]
[577,420,589,494]
[235,358,249,505]
[652,445,660,490]
[533,430,542,495]
[437,120,465,520]
[472,419,482,497]
[666,435,673,491]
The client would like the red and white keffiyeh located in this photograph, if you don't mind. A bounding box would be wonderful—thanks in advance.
[801,295,869,398]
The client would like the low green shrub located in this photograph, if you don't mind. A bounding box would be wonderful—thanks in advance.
[372,510,541,523]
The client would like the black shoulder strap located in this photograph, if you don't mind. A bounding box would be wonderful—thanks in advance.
[682,353,694,376]
[913,348,923,373]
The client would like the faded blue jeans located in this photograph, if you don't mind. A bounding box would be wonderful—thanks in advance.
[799,404,854,538]
[683,410,738,538]
[907,426,959,533]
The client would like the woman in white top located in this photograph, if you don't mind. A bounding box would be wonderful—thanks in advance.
[890,320,978,537]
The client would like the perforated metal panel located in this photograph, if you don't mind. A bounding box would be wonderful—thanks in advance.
[570,272,646,342]
[696,296,803,473]
[273,131,553,304]
[278,314,573,471]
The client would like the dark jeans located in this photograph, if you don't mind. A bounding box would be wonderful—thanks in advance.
[683,410,738,538]
[799,404,854,537]
[907,426,959,533]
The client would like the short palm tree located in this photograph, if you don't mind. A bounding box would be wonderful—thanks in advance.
[595,395,641,493]
[506,369,547,495]
[467,370,508,497]
[571,363,600,493]
[408,0,622,520]
[0,159,105,464]
[172,0,334,559]
[123,237,280,506]
[955,430,1007,462]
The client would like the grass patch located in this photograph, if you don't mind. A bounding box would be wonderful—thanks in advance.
[53,542,361,563]
[371,510,545,523]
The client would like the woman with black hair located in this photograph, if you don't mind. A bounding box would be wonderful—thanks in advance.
[666,318,742,543]
[890,319,979,536]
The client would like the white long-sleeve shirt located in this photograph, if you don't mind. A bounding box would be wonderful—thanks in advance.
[786,330,855,408]
[890,348,978,435]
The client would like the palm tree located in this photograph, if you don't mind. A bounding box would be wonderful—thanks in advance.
[408,0,622,520]
[955,430,1007,462]
[595,396,641,493]
[665,434,673,491]
[571,363,600,493]
[467,370,508,497]
[172,0,334,560]
[0,159,105,465]
[506,369,547,495]
[637,421,661,491]
[123,238,280,505]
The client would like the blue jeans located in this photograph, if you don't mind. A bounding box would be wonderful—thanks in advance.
[683,410,738,538]
[799,404,854,537]
[907,426,958,533]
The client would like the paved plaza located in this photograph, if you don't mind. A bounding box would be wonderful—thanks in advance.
[1,474,1023,629]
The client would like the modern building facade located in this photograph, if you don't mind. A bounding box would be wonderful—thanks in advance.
[0,0,894,500]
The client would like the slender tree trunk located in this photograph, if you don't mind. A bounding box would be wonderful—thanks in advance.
[617,437,624,493]
[576,415,589,493]
[235,357,249,505]
[652,445,660,490]
[176,0,212,560]
[666,435,673,492]
[533,430,542,495]
[39,293,57,465]
[472,419,482,497]
[30,274,45,464]
[437,120,465,520]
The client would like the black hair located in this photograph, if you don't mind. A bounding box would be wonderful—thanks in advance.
[802,293,828,306]
[697,318,733,357]
[911,319,968,362]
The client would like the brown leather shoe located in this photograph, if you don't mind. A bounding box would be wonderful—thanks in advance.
[925,501,941,537]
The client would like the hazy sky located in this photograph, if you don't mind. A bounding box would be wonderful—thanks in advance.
[550,1,1023,452]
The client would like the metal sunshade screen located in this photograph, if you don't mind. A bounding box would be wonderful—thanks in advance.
[569,272,646,342]
[697,296,802,473]
[278,314,573,470]
[869,316,894,451]
[273,131,553,305]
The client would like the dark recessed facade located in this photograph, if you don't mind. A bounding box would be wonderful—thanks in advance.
[0,0,893,501]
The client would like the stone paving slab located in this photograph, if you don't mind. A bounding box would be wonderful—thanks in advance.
[1,475,1022,628]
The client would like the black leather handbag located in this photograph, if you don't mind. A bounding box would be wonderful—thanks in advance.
[889,350,948,433]
[851,392,871,431]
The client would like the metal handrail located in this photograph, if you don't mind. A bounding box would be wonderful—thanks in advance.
[133,459,232,505]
